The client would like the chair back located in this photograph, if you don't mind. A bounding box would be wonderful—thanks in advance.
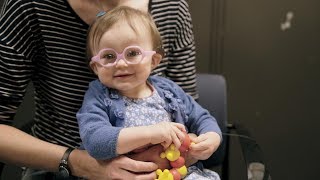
[196,73,228,167]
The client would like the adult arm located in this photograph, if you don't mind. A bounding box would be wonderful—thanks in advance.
[167,0,198,99]
[0,0,39,125]
[0,125,158,179]
[0,125,66,171]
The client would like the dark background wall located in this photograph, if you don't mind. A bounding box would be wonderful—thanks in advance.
[190,0,320,179]
[1,0,320,179]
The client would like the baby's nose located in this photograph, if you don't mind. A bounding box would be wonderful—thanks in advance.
[115,58,128,67]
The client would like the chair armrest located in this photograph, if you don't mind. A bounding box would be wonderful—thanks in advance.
[228,123,272,180]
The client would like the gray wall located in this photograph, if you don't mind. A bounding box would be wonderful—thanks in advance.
[190,0,320,179]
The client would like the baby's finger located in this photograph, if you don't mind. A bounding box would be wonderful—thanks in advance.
[189,149,212,160]
[189,141,207,151]
[173,126,186,142]
[192,134,208,143]
[172,122,186,132]
[171,130,182,149]
[188,133,198,141]
[161,141,171,149]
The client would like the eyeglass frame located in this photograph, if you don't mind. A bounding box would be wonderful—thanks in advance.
[91,45,156,67]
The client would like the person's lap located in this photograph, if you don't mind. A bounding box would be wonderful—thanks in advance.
[22,166,221,180]
[21,168,79,180]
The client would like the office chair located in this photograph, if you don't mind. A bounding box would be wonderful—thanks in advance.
[197,73,271,180]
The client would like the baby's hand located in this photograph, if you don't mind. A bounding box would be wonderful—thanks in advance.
[147,122,186,149]
[188,132,221,160]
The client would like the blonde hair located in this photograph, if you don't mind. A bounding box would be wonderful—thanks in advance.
[87,6,163,61]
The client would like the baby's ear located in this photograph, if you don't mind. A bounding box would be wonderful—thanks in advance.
[89,61,99,75]
[151,53,162,69]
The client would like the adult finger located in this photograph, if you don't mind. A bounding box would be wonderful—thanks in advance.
[118,156,158,173]
[107,168,156,180]
[133,171,157,180]
[128,144,163,161]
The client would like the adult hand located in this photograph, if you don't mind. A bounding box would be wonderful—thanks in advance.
[69,150,158,180]
[128,144,170,170]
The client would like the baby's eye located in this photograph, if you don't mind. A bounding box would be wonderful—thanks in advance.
[126,50,142,57]
[103,54,116,59]
[100,50,117,61]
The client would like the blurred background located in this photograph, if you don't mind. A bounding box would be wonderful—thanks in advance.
[189,0,320,179]
[1,0,320,179]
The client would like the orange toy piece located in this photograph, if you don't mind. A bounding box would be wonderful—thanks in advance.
[179,132,191,153]
[170,156,185,168]
[169,169,181,180]
[156,132,192,180]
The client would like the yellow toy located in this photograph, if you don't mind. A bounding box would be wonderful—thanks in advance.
[160,144,181,161]
[155,132,191,180]
[156,169,174,180]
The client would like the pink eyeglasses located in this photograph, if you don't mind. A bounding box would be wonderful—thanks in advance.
[91,46,156,67]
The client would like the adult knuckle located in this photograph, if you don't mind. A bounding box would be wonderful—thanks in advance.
[108,170,118,179]
[131,161,139,169]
